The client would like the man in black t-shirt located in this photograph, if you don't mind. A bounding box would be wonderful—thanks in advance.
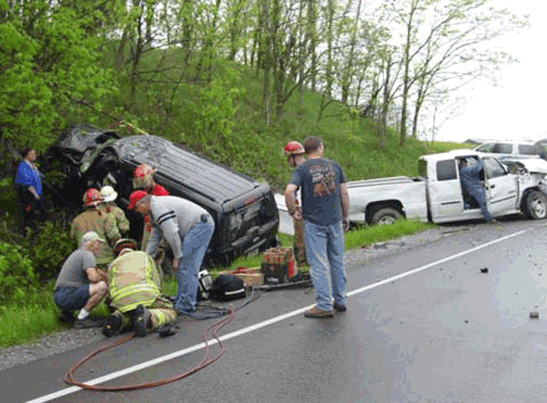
[284,137,350,318]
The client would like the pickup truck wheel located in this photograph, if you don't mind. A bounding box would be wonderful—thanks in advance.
[371,208,402,225]
[524,190,547,220]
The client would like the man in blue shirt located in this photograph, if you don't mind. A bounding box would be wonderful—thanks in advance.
[285,137,350,318]
[14,148,46,232]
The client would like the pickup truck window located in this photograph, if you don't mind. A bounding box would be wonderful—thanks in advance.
[482,158,506,179]
[436,160,457,181]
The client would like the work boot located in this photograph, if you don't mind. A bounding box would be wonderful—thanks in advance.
[304,306,334,318]
[134,305,152,337]
[102,312,124,338]
[333,302,347,312]
[156,323,178,337]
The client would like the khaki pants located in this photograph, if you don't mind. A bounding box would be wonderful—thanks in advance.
[293,216,307,266]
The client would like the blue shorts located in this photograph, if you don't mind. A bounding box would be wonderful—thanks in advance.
[54,285,90,312]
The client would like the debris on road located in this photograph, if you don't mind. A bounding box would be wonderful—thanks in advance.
[480,267,489,273]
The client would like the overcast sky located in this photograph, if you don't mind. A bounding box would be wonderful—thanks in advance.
[434,0,546,144]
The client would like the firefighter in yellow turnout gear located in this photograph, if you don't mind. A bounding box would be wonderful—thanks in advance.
[102,239,177,337]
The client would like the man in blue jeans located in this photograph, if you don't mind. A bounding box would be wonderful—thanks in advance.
[458,158,497,223]
[284,136,350,318]
[128,191,215,313]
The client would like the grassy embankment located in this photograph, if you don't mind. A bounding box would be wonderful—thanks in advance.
[0,56,470,348]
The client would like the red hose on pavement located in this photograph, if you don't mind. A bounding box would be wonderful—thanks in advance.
[64,308,235,391]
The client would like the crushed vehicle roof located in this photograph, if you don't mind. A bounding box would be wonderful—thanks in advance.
[56,126,119,155]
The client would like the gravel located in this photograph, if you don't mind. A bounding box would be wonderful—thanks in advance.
[0,226,452,373]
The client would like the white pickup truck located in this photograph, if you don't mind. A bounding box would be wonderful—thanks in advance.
[348,149,547,225]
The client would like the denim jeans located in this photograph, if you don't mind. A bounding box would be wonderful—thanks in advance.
[174,215,215,312]
[304,220,346,311]
[468,187,493,221]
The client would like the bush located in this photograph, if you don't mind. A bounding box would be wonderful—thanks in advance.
[0,242,39,304]
[21,220,75,280]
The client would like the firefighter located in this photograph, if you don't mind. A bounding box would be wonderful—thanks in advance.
[70,189,121,270]
[100,185,130,237]
[283,141,308,266]
[102,238,177,337]
[132,164,169,258]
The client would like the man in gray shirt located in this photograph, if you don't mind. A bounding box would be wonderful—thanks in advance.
[53,231,109,328]
[128,191,215,313]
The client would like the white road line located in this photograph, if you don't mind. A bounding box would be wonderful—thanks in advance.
[26,229,527,403]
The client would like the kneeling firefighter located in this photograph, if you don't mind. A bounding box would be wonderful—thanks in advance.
[103,239,177,337]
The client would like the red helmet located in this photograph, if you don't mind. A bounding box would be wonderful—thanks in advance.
[133,164,155,189]
[283,141,305,155]
[134,163,155,178]
[83,188,103,207]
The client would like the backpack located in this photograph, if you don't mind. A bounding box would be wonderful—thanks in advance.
[210,274,247,302]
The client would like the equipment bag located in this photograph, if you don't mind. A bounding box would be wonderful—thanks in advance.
[210,274,247,302]
[197,269,213,301]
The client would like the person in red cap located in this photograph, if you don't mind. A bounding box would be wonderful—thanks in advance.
[70,188,121,270]
[283,141,307,266]
[128,190,214,314]
[132,164,169,255]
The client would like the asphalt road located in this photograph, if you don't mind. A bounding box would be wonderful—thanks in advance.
[4,217,547,402]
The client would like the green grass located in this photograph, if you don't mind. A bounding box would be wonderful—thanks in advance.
[0,297,61,348]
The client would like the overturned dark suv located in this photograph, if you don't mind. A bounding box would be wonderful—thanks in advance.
[41,126,279,265]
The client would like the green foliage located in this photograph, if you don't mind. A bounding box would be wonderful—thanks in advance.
[0,177,17,203]
[0,242,39,305]
[21,221,75,281]
[0,1,119,151]
[191,69,245,158]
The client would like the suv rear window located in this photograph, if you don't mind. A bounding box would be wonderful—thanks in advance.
[518,144,537,155]
[492,143,512,154]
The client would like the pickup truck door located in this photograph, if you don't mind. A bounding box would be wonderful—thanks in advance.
[482,157,519,215]
[428,158,468,222]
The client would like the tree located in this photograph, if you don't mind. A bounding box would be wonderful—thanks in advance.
[384,0,528,146]
[0,1,119,150]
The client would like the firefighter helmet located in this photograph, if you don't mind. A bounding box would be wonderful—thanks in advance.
[113,238,138,256]
[283,141,305,155]
[133,163,155,189]
[83,188,104,207]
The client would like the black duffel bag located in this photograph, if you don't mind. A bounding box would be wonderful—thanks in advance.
[210,274,247,302]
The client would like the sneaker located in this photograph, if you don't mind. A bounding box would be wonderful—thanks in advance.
[487,218,499,224]
[102,312,123,338]
[134,305,152,337]
[304,306,334,318]
[333,302,347,312]
[74,317,101,329]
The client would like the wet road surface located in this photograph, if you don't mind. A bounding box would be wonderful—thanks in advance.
[3,218,547,402]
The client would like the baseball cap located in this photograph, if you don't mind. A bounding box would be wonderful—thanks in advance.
[128,190,149,209]
[79,231,106,246]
